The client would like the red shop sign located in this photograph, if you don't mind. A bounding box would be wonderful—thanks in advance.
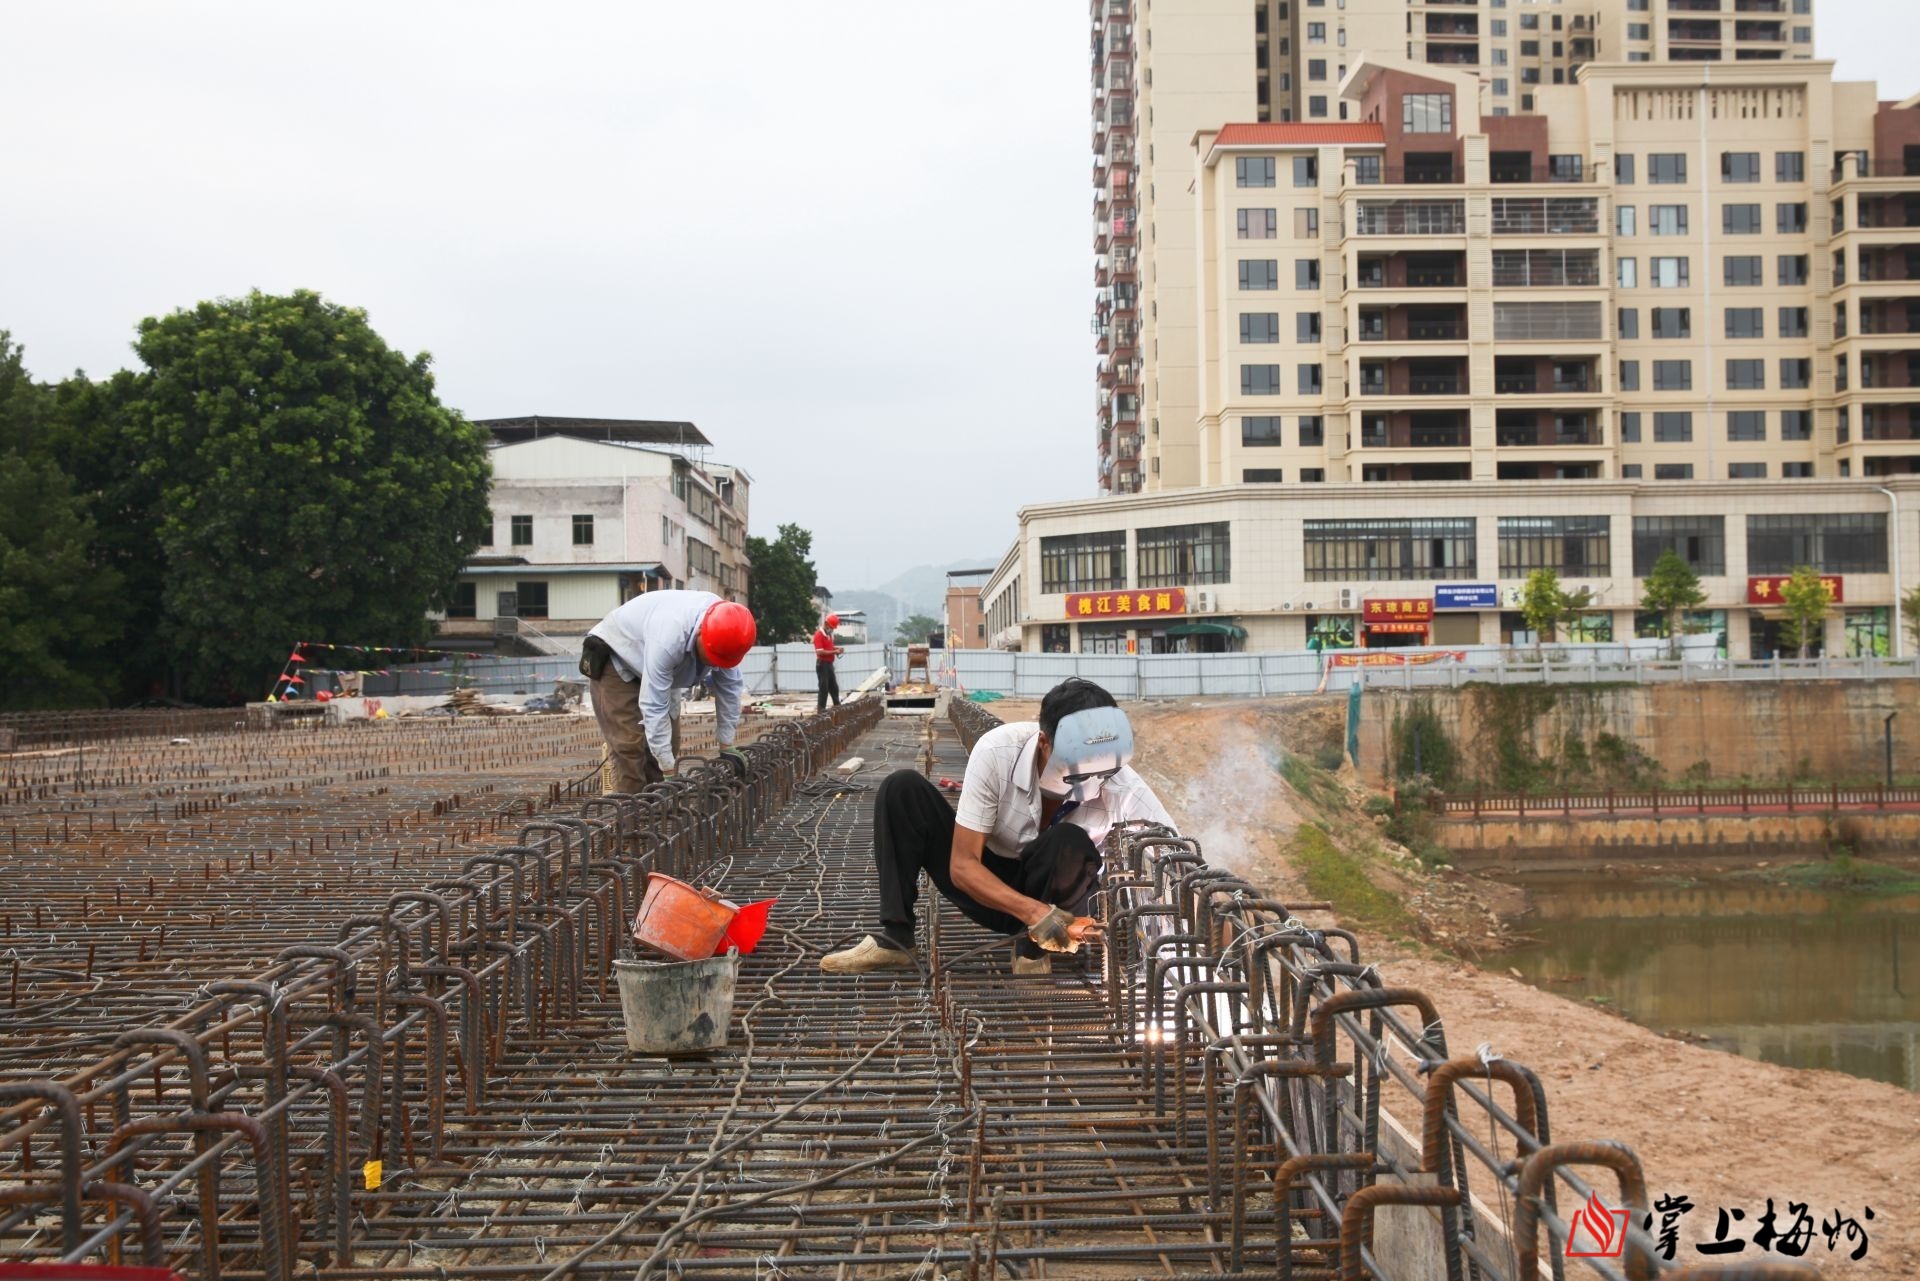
[1362,598,1433,624]
[1065,587,1188,619]
[1746,575,1842,605]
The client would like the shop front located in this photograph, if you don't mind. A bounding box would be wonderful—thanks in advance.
[1361,597,1432,648]
[1160,620,1247,654]
[1433,583,1495,645]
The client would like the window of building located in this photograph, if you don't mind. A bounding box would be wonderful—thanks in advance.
[1308,21,1327,40]
[1620,412,1642,443]
[1648,153,1687,184]
[478,519,494,547]
[1649,204,1688,235]
[1403,93,1453,133]
[1300,415,1326,446]
[1353,155,1381,184]
[1616,153,1636,184]
[1776,202,1807,234]
[1782,461,1814,477]
[1616,257,1638,289]
[1776,151,1805,182]
[1652,307,1691,339]
[1792,23,1810,39]
[1309,57,1328,80]
[1243,416,1283,446]
[1521,67,1540,83]
[1040,530,1127,592]
[1295,259,1321,289]
[1239,259,1280,290]
[1296,312,1322,342]
[1780,409,1812,440]
[1493,77,1509,96]
[1295,207,1320,237]
[1240,312,1281,343]
[1724,256,1762,287]
[1138,522,1231,586]
[1777,254,1808,286]
[1293,156,1319,186]
[447,581,477,619]
[1651,257,1689,288]
[1622,464,1644,477]
[1493,18,1508,35]
[1728,411,1767,441]
[1779,358,1811,389]
[1549,154,1584,182]
[1244,469,1285,483]
[510,514,533,546]
[1237,208,1277,238]
[1653,464,1694,480]
[1726,359,1764,391]
[1628,21,1650,38]
[515,580,550,618]
[571,513,594,546]
[1722,152,1761,183]
[1521,11,1539,27]
[1241,364,1283,394]
[1728,462,1767,479]
[1302,517,1476,581]
[1308,95,1329,118]
[1747,513,1888,574]
[1616,205,1637,236]
[1724,308,1763,339]
[1301,467,1327,481]
[1779,307,1809,338]
[1298,363,1323,394]
[1498,516,1611,576]
[1619,360,1641,391]
[1617,307,1639,339]
[1633,516,1725,575]
[1654,411,1693,442]
[1236,156,1276,188]
[1653,360,1692,391]
[1723,203,1761,234]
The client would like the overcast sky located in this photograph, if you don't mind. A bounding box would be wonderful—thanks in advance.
[2,3,1909,590]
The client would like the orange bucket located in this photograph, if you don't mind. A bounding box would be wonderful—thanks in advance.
[632,874,739,961]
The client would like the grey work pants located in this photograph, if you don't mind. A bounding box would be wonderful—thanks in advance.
[590,665,680,794]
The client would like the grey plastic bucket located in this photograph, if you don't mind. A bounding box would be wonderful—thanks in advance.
[613,950,739,1055]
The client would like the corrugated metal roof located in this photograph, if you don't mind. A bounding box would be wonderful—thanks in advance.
[1212,123,1387,147]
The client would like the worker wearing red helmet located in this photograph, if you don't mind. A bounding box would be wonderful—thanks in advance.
[580,589,757,791]
[812,612,842,712]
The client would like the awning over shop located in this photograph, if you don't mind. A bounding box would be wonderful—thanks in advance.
[1164,621,1248,640]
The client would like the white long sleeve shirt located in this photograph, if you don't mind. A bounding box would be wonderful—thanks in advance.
[587,590,744,770]
[954,722,1174,859]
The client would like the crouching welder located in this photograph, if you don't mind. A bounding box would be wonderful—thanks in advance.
[822,678,1174,976]
[580,589,757,792]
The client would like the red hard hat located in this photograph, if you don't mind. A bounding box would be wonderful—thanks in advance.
[700,601,757,668]
[824,613,840,629]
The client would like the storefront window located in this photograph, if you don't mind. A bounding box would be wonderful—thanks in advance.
[1635,609,1728,657]
[1562,612,1613,643]
[1845,607,1889,658]
[1079,625,1129,655]
[1750,615,1822,660]
[1305,614,1358,650]
[1040,624,1072,654]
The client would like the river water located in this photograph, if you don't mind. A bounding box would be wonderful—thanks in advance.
[1503,873,1920,1091]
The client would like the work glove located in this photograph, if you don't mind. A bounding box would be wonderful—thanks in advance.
[719,747,751,778]
[657,758,678,779]
[1027,906,1101,954]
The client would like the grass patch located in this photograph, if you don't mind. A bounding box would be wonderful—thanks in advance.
[1289,824,1413,935]
[1280,752,1345,812]
[1737,857,1920,895]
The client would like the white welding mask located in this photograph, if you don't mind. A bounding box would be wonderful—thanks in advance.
[1037,706,1135,804]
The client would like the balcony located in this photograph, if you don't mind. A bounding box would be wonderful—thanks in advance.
[1859,302,1920,336]
[1359,155,1462,186]
[1424,45,1480,64]
[1855,354,1920,389]
[1358,411,1471,449]
[1355,305,1469,342]
[1492,248,1601,288]
[1734,21,1785,40]
[1858,250,1920,283]
[1489,159,1598,186]
[1862,408,1920,441]
[1355,251,1466,290]
[1114,430,1142,460]
[1856,195,1920,227]
[1491,197,1602,233]
[1734,0,1783,9]
[1497,461,1603,479]
[1361,463,1473,481]
[1353,200,1466,235]
[1358,360,1470,398]
[1496,411,1604,448]
[1670,0,1721,8]
[1668,19,1724,42]
[1424,15,1479,36]
[1494,356,1601,396]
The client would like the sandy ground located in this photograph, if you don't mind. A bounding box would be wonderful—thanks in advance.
[975,694,1918,1276]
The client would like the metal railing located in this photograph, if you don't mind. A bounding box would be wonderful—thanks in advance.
[1432,783,1920,817]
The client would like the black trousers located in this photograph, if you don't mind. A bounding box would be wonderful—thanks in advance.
[816,660,840,711]
[872,769,1101,951]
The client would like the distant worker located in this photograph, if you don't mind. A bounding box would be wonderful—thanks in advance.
[813,612,842,711]
[579,590,757,792]
[822,678,1174,976]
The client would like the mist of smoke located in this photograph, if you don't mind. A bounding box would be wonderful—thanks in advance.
[1153,725,1300,878]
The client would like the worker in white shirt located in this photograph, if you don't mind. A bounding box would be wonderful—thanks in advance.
[579,590,757,792]
[822,678,1174,976]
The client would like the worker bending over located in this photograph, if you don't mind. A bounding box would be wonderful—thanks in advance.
[813,612,842,711]
[580,590,757,792]
[822,678,1173,975]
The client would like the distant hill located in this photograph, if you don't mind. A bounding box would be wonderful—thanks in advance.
[823,558,999,642]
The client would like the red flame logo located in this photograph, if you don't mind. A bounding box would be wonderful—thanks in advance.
[1566,1190,1628,1258]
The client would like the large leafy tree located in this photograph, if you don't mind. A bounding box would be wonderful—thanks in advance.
[746,523,819,643]
[121,291,491,700]
[1777,565,1833,660]
[1641,549,1707,660]
[894,613,940,646]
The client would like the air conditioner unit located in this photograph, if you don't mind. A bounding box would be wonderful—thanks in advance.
[1338,588,1356,611]
[1195,590,1212,612]
[1281,600,1295,611]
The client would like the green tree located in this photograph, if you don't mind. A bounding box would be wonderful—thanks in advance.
[894,613,940,646]
[746,523,818,643]
[1641,549,1707,660]
[1518,568,1567,655]
[1777,565,1833,660]
[120,290,491,700]
[1902,584,1920,657]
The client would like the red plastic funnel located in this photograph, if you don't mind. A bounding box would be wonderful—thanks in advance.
[721,899,776,954]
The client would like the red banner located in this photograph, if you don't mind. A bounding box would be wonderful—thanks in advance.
[1065,587,1187,619]
[1747,575,1842,605]
[1326,649,1467,668]
[1362,598,1433,623]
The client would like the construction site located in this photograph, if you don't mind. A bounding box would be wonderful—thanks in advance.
[2,685,1902,1281]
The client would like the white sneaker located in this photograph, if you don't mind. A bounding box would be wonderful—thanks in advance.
[820,935,917,974]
